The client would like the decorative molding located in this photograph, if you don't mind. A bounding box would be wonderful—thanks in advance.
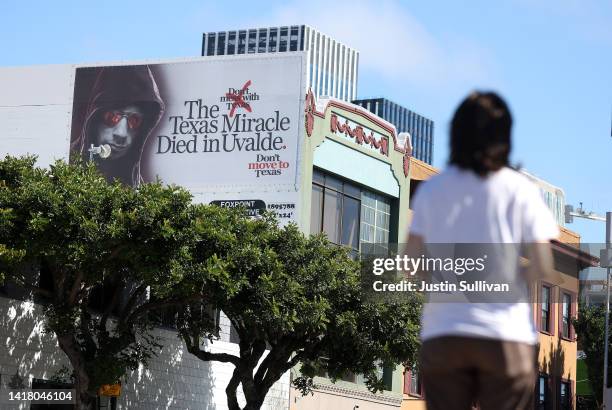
[329,113,388,156]
[303,89,412,178]
[311,381,403,406]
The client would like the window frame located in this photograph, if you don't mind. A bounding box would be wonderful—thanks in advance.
[559,289,576,341]
[536,373,549,410]
[559,378,572,410]
[403,364,423,398]
[538,282,555,336]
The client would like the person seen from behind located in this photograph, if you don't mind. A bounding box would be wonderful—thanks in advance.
[406,91,559,410]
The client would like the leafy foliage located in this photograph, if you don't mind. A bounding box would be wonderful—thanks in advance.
[573,304,612,406]
[179,214,422,410]
[0,156,223,408]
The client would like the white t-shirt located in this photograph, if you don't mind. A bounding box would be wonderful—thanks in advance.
[410,165,559,344]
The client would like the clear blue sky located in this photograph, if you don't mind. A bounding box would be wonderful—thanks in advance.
[1,0,610,242]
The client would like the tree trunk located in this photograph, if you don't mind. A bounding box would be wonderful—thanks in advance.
[243,396,266,410]
[56,335,95,410]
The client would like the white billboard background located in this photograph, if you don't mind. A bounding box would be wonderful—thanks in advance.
[145,56,304,224]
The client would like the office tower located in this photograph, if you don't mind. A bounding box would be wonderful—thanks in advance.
[202,25,359,101]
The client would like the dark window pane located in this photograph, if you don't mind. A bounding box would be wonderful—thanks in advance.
[238,31,246,54]
[217,33,226,55]
[268,28,278,52]
[290,26,299,51]
[541,286,550,332]
[341,196,360,250]
[227,32,236,54]
[560,381,570,410]
[279,27,288,52]
[312,168,325,185]
[258,29,267,53]
[248,30,257,53]
[538,376,547,409]
[562,293,571,338]
[323,188,341,243]
[324,174,342,192]
[344,181,361,199]
[311,184,324,234]
[300,26,305,50]
[207,33,216,56]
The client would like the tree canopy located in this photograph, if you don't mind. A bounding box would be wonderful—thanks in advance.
[179,213,422,410]
[573,304,612,407]
[0,155,422,410]
[0,156,228,409]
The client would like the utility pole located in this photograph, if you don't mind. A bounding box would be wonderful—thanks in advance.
[566,205,611,407]
[604,212,612,407]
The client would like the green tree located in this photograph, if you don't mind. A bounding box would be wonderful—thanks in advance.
[0,156,226,409]
[178,214,422,410]
[573,304,612,408]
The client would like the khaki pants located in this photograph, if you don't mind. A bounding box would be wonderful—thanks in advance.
[420,336,536,410]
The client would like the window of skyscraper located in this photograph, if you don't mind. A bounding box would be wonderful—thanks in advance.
[258,29,267,53]
[290,26,299,51]
[279,27,288,52]
[227,31,236,54]
[238,31,246,54]
[268,28,277,52]
[248,30,257,53]
[217,33,226,55]
[300,26,305,50]
[207,33,216,56]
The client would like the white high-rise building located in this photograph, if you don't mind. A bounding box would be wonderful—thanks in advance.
[202,25,359,101]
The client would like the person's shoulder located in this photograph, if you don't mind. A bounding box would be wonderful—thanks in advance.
[494,168,541,197]
[412,167,455,199]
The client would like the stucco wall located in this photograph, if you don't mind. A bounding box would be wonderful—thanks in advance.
[0,297,289,410]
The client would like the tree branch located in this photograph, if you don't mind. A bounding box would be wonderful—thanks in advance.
[187,345,240,366]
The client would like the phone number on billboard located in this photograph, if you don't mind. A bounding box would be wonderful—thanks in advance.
[267,203,295,210]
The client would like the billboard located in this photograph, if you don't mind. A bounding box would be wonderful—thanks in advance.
[69,54,305,224]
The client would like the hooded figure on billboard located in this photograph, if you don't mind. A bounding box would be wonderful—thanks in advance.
[70,65,165,186]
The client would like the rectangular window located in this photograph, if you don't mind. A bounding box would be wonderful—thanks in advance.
[258,29,267,53]
[300,25,305,50]
[560,291,575,340]
[279,27,288,52]
[248,30,257,53]
[537,374,548,410]
[268,28,278,52]
[559,380,571,410]
[311,169,390,257]
[290,26,299,51]
[206,33,216,56]
[216,33,226,55]
[237,31,246,54]
[540,284,553,334]
[404,365,422,397]
[227,31,236,54]
[360,191,391,248]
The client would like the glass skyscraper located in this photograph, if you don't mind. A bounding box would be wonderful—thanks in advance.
[202,25,359,101]
[352,98,434,164]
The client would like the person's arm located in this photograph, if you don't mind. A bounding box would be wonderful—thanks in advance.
[522,241,559,284]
